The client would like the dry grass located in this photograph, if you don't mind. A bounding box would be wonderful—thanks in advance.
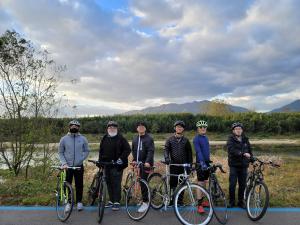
[83,152,299,207]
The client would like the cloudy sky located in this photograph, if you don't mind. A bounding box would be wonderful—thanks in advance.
[0,0,299,116]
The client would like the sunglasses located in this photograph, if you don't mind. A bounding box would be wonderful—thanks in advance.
[199,126,207,129]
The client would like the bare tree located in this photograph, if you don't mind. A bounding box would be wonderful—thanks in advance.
[0,30,64,176]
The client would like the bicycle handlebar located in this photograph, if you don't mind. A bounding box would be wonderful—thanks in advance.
[212,163,226,173]
[51,166,81,170]
[88,160,117,167]
[250,157,280,168]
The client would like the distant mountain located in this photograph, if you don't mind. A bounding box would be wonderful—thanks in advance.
[270,100,300,112]
[124,100,249,115]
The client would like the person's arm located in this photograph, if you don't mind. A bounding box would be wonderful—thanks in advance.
[185,139,193,164]
[98,137,103,162]
[145,136,155,165]
[82,137,90,160]
[120,137,131,162]
[227,136,243,157]
[58,137,67,166]
[193,136,204,163]
[164,138,171,163]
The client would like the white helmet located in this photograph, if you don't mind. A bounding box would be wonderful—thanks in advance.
[69,120,80,127]
[196,120,208,128]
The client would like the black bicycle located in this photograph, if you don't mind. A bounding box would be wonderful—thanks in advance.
[244,157,280,221]
[206,163,228,224]
[87,160,115,224]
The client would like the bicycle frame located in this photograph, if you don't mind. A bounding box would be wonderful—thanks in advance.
[160,163,193,210]
[59,169,68,203]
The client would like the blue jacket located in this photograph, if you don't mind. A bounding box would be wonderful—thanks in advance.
[59,133,90,166]
[193,134,210,168]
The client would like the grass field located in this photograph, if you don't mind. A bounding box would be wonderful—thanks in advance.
[0,143,299,207]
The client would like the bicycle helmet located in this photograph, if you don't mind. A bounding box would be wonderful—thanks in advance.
[196,120,208,128]
[174,120,185,128]
[231,122,243,130]
[69,120,80,127]
[107,121,118,128]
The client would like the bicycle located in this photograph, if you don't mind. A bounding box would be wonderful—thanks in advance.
[123,161,151,221]
[206,163,228,224]
[87,160,115,224]
[52,166,81,222]
[148,161,213,225]
[244,157,280,221]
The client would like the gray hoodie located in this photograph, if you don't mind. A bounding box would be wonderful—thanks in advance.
[58,133,90,166]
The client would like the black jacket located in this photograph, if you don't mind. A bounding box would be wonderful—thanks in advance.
[99,133,131,169]
[227,134,253,168]
[132,133,155,166]
[164,135,193,164]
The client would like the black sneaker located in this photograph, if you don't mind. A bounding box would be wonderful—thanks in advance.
[238,201,246,209]
[112,202,120,211]
[228,202,235,208]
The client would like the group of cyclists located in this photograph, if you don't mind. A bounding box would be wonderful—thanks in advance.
[58,118,253,214]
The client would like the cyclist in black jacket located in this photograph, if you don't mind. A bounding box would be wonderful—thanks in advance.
[164,120,193,205]
[132,121,155,213]
[99,121,131,211]
[227,122,253,209]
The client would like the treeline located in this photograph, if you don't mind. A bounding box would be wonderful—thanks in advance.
[1,112,300,139]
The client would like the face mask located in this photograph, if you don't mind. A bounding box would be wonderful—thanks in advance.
[70,128,79,133]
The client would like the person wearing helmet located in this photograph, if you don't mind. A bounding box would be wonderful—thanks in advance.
[131,121,155,213]
[164,120,193,206]
[58,120,90,211]
[98,121,131,211]
[227,122,252,209]
[193,120,210,214]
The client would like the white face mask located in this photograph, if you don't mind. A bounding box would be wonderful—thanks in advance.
[108,131,118,137]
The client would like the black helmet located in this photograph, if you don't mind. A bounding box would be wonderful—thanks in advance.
[136,121,147,128]
[174,120,185,128]
[69,120,80,127]
[231,122,243,130]
[107,121,118,128]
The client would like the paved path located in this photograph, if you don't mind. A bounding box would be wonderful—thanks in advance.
[0,207,300,225]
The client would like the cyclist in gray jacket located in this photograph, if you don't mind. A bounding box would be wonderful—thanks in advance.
[59,120,90,211]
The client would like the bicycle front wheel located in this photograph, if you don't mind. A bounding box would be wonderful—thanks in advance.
[126,179,151,221]
[88,174,99,206]
[209,177,228,224]
[123,172,134,194]
[56,181,74,222]
[147,172,167,210]
[174,184,213,225]
[98,180,107,223]
[246,180,269,221]
[243,173,251,201]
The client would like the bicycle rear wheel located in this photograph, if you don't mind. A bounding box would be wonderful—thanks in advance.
[126,179,151,221]
[56,181,74,222]
[209,177,228,224]
[98,180,107,224]
[246,181,269,221]
[174,184,213,225]
[147,172,167,210]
